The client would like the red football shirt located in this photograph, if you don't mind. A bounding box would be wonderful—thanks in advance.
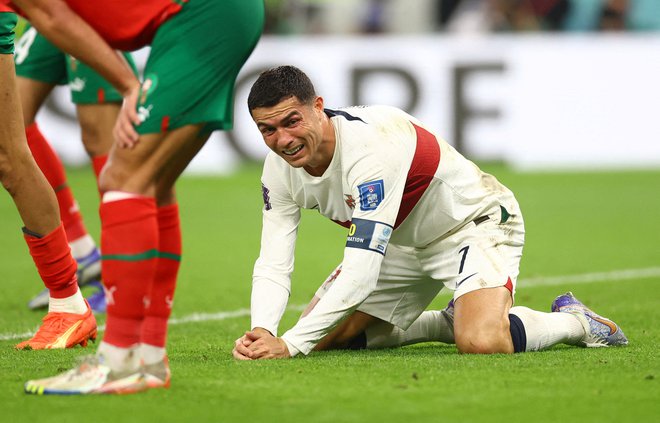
[66,0,182,50]
[0,2,15,12]
[0,0,182,50]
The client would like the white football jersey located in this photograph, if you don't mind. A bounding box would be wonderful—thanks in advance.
[251,105,520,355]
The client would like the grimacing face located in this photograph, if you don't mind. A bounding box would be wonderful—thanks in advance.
[252,96,328,171]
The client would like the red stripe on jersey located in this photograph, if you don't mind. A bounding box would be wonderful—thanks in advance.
[504,276,514,293]
[394,123,440,228]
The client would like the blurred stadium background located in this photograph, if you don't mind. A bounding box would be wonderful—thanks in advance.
[34,0,660,173]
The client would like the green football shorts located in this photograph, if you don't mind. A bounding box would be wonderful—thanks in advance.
[14,24,137,104]
[0,12,17,55]
[136,0,264,135]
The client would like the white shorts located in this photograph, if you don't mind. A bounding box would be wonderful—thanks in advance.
[314,207,525,330]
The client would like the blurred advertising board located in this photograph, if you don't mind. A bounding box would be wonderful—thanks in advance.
[40,35,660,172]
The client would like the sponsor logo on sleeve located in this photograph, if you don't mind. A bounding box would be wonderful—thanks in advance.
[261,183,272,211]
[345,218,393,255]
[358,180,385,211]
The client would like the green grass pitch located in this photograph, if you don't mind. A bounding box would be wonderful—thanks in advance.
[0,163,658,422]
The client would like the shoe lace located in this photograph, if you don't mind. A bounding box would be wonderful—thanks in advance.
[30,313,74,342]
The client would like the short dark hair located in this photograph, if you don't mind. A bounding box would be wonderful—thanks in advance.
[247,65,316,112]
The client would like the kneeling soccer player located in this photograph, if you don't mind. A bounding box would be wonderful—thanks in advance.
[233,66,628,360]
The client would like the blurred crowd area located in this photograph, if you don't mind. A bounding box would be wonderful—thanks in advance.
[263,0,660,34]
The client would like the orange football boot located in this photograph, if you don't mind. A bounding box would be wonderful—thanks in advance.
[16,300,97,350]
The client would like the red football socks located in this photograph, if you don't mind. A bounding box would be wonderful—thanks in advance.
[100,196,158,348]
[142,203,182,347]
[23,224,78,299]
[25,123,87,242]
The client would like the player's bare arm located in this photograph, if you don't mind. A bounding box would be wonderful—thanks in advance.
[14,0,141,146]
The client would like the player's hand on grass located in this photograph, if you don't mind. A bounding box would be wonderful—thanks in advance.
[232,334,255,360]
[232,327,279,360]
[232,328,291,360]
[247,333,291,360]
[114,80,142,149]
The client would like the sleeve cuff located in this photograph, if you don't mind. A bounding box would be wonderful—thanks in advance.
[282,337,302,357]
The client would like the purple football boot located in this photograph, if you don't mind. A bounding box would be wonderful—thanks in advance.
[75,248,102,286]
[85,280,107,314]
[551,292,628,347]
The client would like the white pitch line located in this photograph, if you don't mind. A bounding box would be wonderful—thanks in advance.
[169,308,252,325]
[517,266,660,287]
[1,330,36,342]
[2,267,658,342]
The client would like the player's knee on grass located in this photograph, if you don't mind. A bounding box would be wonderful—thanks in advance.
[454,287,516,354]
[455,317,514,354]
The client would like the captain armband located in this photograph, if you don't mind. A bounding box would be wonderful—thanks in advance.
[345,218,393,255]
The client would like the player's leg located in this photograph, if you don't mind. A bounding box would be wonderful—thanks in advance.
[69,52,140,314]
[16,26,96,263]
[52,129,198,390]
[455,288,626,353]
[362,306,455,349]
[71,102,123,312]
[313,306,455,351]
[77,103,116,173]
[140,198,179,389]
[547,292,627,347]
[0,14,95,350]
[94,125,207,384]
[71,50,138,186]
[441,209,532,353]
[453,286,516,353]
[308,249,454,352]
[16,78,53,126]
[15,27,102,309]
[19,82,99,277]
[95,0,262,385]
[443,208,622,354]
[141,131,211,389]
[504,291,629,351]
